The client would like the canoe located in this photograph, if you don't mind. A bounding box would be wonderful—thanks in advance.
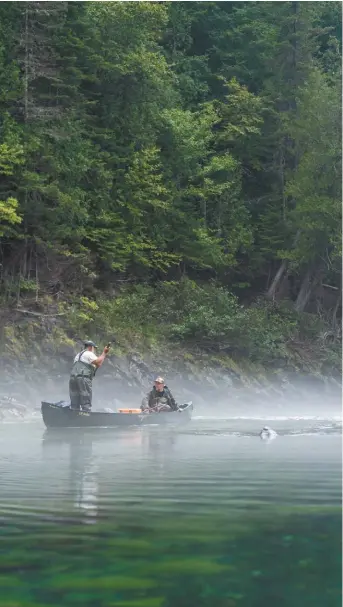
[41,400,193,429]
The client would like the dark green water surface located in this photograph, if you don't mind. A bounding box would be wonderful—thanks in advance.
[0,416,341,607]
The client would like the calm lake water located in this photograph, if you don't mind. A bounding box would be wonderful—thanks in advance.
[0,415,341,607]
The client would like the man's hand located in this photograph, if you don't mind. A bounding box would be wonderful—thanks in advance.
[104,342,111,354]
[93,344,110,368]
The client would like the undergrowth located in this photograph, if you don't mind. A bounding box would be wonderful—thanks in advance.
[0,279,340,377]
[59,279,341,374]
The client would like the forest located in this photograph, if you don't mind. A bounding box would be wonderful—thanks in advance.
[0,1,341,373]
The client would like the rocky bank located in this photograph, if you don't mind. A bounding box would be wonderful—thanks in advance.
[0,345,341,421]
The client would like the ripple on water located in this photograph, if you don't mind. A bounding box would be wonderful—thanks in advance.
[0,422,341,607]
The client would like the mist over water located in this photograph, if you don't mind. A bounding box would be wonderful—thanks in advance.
[1,365,342,422]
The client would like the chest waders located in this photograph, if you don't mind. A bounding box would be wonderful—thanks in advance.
[69,350,96,410]
[150,395,168,407]
[149,391,173,412]
[70,349,97,380]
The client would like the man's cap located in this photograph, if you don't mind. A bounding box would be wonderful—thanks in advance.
[84,340,98,348]
[154,376,165,383]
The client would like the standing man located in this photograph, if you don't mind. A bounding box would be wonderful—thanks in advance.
[69,340,110,411]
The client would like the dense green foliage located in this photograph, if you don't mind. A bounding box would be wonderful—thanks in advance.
[0,1,341,367]
[60,278,340,372]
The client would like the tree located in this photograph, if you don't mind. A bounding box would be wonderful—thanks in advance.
[0,0,339,323]
[284,68,341,311]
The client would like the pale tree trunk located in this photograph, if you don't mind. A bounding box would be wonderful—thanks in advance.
[23,5,29,280]
[19,2,68,299]
[20,1,68,121]
[266,259,288,301]
[35,255,39,303]
[294,267,313,312]
[294,264,323,313]
[331,285,342,334]
[279,148,286,222]
[267,2,300,303]
[24,5,29,121]
[266,231,301,301]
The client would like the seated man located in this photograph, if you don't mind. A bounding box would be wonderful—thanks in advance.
[141,377,178,412]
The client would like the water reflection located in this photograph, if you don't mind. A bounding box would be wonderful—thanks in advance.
[0,422,341,607]
[69,434,97,521]
[41,429,179,521]
[42,431,98,521]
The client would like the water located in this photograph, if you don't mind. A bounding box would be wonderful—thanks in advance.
[0,416,341,607]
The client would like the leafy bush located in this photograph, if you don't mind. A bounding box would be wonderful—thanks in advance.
[62,278,340,370]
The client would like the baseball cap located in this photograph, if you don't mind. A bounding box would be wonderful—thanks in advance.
[84,340,98,348]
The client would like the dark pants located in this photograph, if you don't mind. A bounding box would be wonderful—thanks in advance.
[69,376,93,411]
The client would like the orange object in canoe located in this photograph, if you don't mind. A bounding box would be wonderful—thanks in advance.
[118,408,142,414]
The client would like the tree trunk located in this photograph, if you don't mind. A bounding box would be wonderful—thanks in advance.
[20,2,68,121]
[266,231,301,301]
[279,147,286,222]
[24,5,29,120]
[294,264,323,313]
[203,198,207,227]
[332,287,342,334]
[294,267,312,312]
[266,259,288,301]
